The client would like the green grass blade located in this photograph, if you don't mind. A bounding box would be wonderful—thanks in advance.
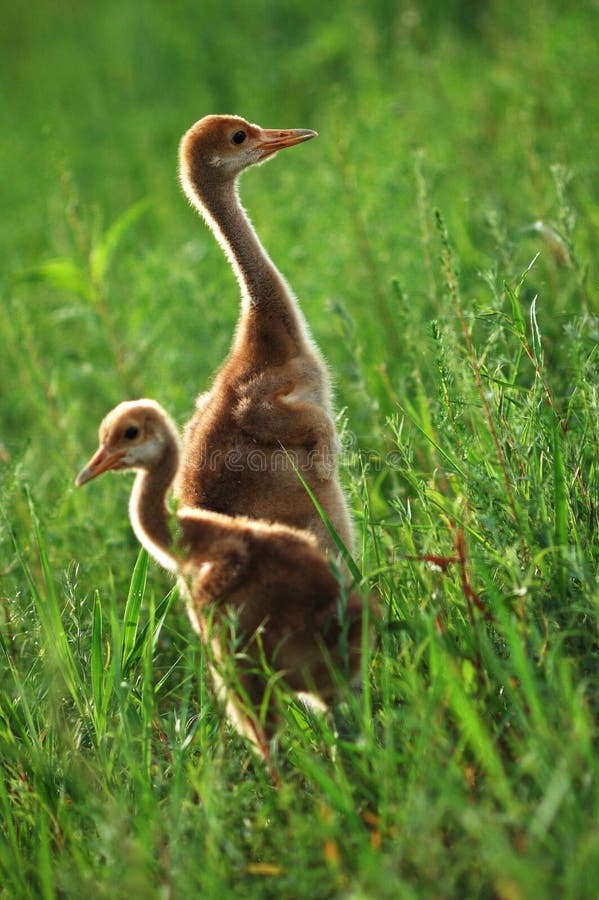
[90,590,112,741]
[398,397,468,479]
[505,281,527,340]
[121,548,149,676]
[439,657,515,810]
[36,811,56,900]
[287,748,359,822]
[281,449,362,583]
[12,257,92,300]
[140,591,156,781]
[90,591,103,709]
[552,414,568,596]
[89,199,149,285]
[8,497,86,718]
[0,772,31,897]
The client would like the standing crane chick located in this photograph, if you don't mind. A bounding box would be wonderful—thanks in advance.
[76,400,370,762]
[177,114,353,554]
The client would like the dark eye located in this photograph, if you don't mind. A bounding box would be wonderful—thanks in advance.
[231,130,246,145]
[124,426,139,440]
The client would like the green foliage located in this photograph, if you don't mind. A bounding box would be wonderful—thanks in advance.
[2,0,599,896]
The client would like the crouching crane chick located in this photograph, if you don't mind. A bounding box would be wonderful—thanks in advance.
[75,400,373,769]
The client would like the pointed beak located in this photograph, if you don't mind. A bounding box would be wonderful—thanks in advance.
[255,127,318,160]
[75,445,126,487]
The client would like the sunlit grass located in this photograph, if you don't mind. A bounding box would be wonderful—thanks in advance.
[1,0,599,896]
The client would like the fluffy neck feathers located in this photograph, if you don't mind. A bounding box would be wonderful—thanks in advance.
[128,435,180,571]
[181,171,315,355]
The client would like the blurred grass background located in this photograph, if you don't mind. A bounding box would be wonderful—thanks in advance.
[1,0,599,896]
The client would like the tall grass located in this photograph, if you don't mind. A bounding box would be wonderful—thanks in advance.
[1,0,599,896]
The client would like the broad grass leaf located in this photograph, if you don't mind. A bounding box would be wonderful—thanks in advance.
[121,547,149,676]
[89,199,149,286]
[14,258,92,300]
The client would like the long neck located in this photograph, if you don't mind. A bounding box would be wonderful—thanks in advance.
[129,441,180,572]
[196,178,314,360]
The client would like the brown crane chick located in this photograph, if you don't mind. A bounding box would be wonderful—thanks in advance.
[76,400,372,765]
[177,114,353,554]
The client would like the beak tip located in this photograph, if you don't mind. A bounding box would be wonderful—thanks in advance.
[75,468,90,487]
[75,443,117,487]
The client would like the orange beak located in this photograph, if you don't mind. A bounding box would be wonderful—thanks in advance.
[255,127,318,160]
[75,445,127,487]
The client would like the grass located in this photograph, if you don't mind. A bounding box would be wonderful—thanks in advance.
[1,0,599,896]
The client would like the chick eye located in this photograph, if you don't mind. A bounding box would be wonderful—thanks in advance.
[123,426,139,440]
[231,130,246,145]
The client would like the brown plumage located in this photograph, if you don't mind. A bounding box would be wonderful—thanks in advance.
[177,114,353,553]
[76,400,372,764]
